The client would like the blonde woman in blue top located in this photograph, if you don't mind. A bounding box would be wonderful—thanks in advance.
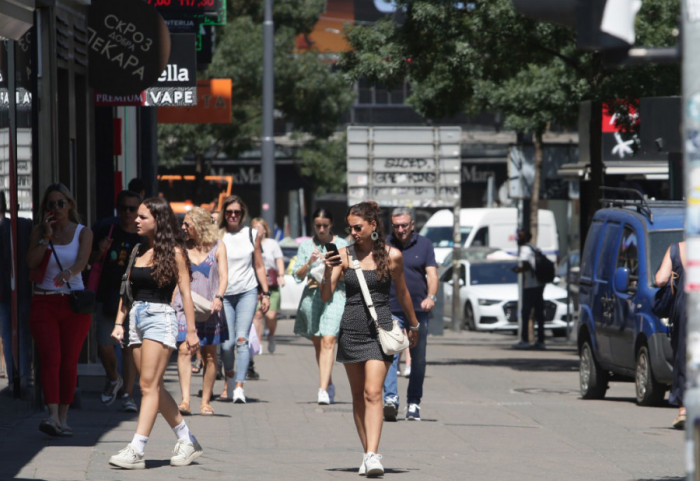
[293,208,347,404]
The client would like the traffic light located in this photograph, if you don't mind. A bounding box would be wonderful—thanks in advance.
[512,0,641,51]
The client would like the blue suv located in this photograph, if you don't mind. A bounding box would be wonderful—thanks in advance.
[577,189,684,405]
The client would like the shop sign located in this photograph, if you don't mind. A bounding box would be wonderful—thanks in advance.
[88,0,171,95]
[157,78,232,123]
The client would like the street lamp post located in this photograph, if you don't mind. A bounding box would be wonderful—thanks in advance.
[261,0,275,228]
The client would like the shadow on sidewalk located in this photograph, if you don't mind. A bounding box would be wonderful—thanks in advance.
[0,386,139,480]
[428,357,579,372]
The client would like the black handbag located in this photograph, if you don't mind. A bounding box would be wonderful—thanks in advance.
[50,241,96,314]
[652,276,677,318]
[120,243,141,311]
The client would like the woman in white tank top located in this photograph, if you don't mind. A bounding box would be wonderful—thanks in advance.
[26,183,93,437]
[216,195,270,404]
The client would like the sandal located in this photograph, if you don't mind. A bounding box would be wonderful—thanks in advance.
[39,417,62,437]
[178,401,191,416]
[191,359,203,374]
[200,404,215,416]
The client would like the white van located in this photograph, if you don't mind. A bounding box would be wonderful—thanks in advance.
[419,207,559,263]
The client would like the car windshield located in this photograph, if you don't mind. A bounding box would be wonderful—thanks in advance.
[421,226,473,248]
[649,230,685,280]
[470,262,517,285]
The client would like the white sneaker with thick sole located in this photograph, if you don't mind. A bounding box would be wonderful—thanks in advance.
[170,437,203,466]
[109,444,145,470]
[233,386,246,404]
[364,452,384,477]
[406,403,421,421]
[318,388,330,405]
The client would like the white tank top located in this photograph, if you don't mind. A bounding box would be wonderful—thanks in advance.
[38,224,86,292]
[222,226,259,295]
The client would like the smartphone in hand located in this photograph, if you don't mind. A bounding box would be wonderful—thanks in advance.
[325,242,339,256]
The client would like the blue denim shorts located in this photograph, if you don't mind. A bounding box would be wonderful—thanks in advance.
[128,301,178,349]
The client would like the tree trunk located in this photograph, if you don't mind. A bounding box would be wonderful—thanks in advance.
[529,132,543,242]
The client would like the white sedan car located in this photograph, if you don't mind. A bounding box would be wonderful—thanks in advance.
[440,259,570,336]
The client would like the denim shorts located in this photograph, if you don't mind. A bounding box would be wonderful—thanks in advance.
[128,301,178,349]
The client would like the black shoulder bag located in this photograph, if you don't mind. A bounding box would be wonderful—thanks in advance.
[50,241,96,314]
[119,243,141,311]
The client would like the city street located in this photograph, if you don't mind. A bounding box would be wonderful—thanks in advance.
[0,320,685,481]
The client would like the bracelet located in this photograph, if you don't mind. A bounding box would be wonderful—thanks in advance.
[114,323,123,326]
[65,268,73,277]
[262,291,271,297]
[409,323,420,332]
[428,295,437,302]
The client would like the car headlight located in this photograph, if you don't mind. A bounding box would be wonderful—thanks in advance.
[478,299,500,306]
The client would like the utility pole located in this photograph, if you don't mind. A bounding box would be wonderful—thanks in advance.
[261,0,275,228]
[681,4,700,480]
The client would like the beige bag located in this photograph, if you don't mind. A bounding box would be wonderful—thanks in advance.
[191,291,214,323]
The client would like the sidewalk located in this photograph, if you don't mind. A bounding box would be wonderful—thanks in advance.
[0,320,685,481]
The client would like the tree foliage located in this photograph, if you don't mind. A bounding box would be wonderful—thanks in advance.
[338,0,680,135]
[158,0,354,196]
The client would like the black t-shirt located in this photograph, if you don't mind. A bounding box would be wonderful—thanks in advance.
[93,219,143,314]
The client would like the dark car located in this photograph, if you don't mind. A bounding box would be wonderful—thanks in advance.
[577,190,684,405]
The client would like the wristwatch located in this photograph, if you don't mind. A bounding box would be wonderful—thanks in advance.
[38,237,48,246]
[428,295,437,302]
[215,295,224,301]
[409,323,421,332]
[262,291,271,297]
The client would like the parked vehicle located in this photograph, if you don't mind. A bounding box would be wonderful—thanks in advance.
[557,249,580,311]
[440,258,569,334]
[577,189,684,406]
[420,207,559,264]
[438,246,514,277]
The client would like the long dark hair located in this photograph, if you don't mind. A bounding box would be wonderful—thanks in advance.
[347,201,389,281]
[143,197,190,287]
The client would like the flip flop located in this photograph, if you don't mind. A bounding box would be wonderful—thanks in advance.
[191,360,203,374]
[200,404,215,415]
[39,418,62,437]
[178,401,191,416]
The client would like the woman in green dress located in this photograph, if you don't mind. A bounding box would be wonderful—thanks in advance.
[293,208,347,405]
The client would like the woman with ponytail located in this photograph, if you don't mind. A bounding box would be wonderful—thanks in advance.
[321,201,419,477]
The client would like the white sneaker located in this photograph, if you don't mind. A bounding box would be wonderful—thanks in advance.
[328,383,335,404]
[318,388,330,405]
[364,452,384,477]
[406,403,421,421]
[359,453,368,476]
[233,386,246,404]
[109,444,145,469]
[403,365,411,377]
[170,436,203,466]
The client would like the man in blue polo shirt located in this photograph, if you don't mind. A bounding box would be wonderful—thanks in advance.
[383,207,438,421]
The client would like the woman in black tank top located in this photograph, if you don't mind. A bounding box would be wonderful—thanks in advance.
[108,197,203,469]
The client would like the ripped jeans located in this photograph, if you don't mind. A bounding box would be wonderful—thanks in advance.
[221,288,258,384]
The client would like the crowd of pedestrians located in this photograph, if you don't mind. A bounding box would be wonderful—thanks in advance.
[1,186,443,476]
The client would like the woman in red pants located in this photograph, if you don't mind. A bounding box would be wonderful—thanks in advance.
[27,183,93,437]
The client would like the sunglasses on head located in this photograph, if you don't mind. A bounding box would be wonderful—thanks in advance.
[118,204,138,213]
[47,199,68,210]
[225,209,242,217]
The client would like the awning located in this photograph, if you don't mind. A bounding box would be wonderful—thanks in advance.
[557,159,669,181]
[0,0,35,41]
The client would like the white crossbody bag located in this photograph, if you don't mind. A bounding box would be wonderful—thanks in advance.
[349,247,409,356]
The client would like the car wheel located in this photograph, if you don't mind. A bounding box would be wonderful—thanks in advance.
[464,302,476,331]
[579,340,608,399]
[635,345,666,406]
